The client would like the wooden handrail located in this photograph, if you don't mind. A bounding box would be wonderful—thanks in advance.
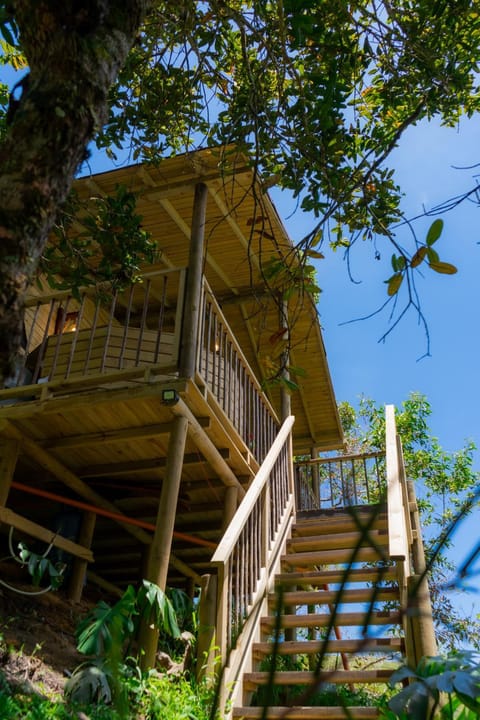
[385,404,410,563]
[300,451,383,466]
[212,416,295,564]
[385,404,437,666]
[208,415,295,689]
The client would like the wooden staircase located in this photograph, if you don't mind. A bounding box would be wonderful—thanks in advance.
[232,506,405,719]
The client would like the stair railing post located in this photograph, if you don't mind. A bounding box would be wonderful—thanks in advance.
[215,559,230,670]
[407,479,438,664]
[196,573,219,684]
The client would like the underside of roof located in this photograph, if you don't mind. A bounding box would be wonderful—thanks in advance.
[73,147,344,452]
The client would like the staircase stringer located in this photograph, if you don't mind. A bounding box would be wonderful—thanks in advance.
[223,499,295,713]
[204,415,296,717]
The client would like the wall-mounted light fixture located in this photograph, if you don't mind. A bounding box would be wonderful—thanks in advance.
[162,388,179,405]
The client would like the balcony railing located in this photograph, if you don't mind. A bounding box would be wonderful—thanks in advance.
[196,279,279,463]
[2,268,185,397]
[295,452,385,511]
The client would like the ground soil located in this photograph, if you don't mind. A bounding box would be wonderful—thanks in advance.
[0,565,96,699]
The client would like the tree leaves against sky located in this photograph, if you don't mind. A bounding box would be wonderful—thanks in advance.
[338,392,480,651]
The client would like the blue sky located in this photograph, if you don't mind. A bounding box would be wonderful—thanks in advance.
[274,116,480,623]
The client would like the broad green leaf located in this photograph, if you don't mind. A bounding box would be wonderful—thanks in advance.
[427,247,440,264]
[306,249,325,259]
[429,261,458,275]
[426,219,444,246]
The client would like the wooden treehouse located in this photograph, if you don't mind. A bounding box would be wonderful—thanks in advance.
[0,148,436,718]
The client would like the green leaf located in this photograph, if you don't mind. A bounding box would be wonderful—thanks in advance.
[306,249,325,259]
[426,247,440,264]
[387,272,403,296]
[429,261,458,275]
[410,246,428,268]
[426,219,444,246]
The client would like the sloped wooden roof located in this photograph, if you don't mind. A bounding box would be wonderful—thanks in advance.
[74,147,343,452]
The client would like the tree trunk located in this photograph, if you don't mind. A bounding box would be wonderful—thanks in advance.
[0,1,151,381]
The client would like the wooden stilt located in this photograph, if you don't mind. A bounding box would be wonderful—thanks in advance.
[68,510,96,603]
[139,414,189,669]
[196,573,218,684]
[222,485,238,533]
[0,438,20,507]
[180,182,208,378]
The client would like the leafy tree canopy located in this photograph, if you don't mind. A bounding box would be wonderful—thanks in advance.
[1,1,480,376]
[338,392,480,651]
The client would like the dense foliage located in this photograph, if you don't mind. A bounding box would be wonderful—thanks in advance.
[1,2,480,375]
[339,393,480,650]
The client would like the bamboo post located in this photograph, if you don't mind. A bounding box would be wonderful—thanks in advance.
[222,485,239,533]
[68,510,96,602]
[279,297,291,422]
[311,446,320,507]
[0,438,20,507]
[139,414,189,669]
[407,479,437,663]
[180,182,208,378]
[196,573,218,684]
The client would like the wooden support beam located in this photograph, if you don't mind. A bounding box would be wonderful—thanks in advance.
[68,511,96,602]
[139,414,189,669]
[0,420,152,546]
[169,396,245,498]
[0,506,93,561]
[80,449,229,478]
[180,182,208,378]
[0,438,20,507]
[43,421,211,450]
[222,486,239,533]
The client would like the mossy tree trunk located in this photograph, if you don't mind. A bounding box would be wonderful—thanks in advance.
[0,0,150,381]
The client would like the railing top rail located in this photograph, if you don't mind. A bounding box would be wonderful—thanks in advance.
[296,451,384,466]
[385,404,409,562]
[211,415,294,564]
[201,278,280,424]
[25,266,187,307]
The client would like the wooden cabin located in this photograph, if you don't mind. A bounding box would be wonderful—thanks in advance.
[0,148,436,719]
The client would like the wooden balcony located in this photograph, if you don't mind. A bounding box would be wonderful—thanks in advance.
[0,150,344,624]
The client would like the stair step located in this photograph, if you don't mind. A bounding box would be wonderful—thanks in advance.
[275,567,397,587]
[293,514,387,538]
[282,546,388,568]
[233,707,380,719]
[253,637,404,658]
[261,610,401,631]
[270,586,399,608]
[243,669,394,690]
[287,529,388,553]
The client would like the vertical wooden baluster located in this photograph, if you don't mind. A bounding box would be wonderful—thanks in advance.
[154,275,167,363]
[25,302,40,355]
[364,457,370,503]
[136,279,150,366]
[33,299,56,382]
[352,459,358,505]
[100,291,117,373]
[84,296,100,374]
[66,294,85,379]
[204,302,212,390]
[119,285,134,369]
[50,296,71,379]
[197,282,206,375]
